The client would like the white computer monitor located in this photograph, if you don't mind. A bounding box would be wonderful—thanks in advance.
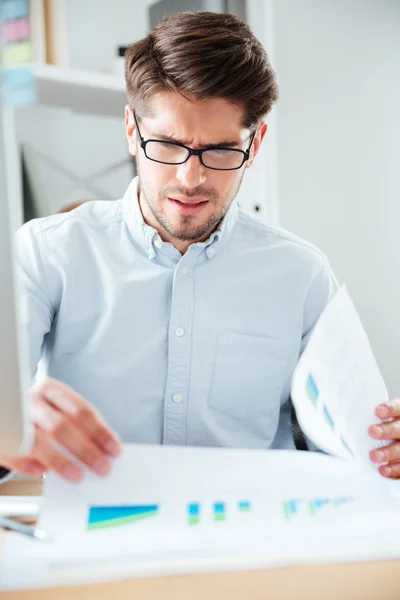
[0,93,32,456]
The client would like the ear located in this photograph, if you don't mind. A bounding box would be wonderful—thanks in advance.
[246,122,268,169]
[125,105,138,157]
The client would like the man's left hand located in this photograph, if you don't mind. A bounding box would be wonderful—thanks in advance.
[369,399,400,478]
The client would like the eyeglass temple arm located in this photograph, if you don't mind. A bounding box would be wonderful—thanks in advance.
[246,129,257,155]
[132,110,145,144]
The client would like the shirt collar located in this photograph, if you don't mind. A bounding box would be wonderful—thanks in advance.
[122,176,238,260]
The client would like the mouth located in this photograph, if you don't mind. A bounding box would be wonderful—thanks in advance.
[168,197,208,215]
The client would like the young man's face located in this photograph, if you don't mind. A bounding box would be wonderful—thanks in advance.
[125,92,266,250]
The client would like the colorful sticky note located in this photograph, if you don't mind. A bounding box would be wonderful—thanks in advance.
[0,18,30,44]
[0,0,28,23]
[2,67,37,107]
[1,40,32,65]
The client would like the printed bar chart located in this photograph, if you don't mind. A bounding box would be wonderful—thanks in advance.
[282,497,353,520]
[87,505,159,531]
[187,500,252,525]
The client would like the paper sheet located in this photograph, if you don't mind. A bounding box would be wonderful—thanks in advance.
[291,285,389,464]
[1,444,400,590]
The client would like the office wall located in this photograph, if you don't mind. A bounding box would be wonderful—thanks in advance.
[16,1,148,215]
[262,0,400,395]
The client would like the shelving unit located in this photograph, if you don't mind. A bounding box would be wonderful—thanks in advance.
[12,63,127,117]
[2,62,129,227]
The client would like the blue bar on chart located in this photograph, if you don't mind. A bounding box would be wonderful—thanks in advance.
[305,373,319,405]
[282,499,300,520]
[322,404,335,429]
[331,497,352,508]
[308,498,330,516]
[213,502,226,521]
[188,503,200,526]
[87,504,159,531]
[341,435,354,456]
[238,500,251,512]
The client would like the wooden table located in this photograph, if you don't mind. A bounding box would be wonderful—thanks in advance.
[1,480,400,600]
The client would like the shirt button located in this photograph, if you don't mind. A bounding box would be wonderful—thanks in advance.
[206,247,215,259]
[173,394,183,403]
[179,266,188,275]
[175,328,185,337]
[154,238,163,249]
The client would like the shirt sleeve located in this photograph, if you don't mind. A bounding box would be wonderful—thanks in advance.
[15,220,58,381]
[301,256,339,355]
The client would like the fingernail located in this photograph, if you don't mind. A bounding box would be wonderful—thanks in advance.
[93,459,111,476]
[381,466,392,477]
[63,466,83,482]
[370,450,385,463]
[369,425,384,438]
[376,405,390,419]
[48,389,69,404]
[104,440,121,456]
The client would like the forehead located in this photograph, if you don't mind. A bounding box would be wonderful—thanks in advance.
[140,91,249,145]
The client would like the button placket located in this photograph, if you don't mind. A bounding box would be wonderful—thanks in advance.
[162,256,196,445]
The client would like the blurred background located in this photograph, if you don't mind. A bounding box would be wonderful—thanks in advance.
[1,0,399,396]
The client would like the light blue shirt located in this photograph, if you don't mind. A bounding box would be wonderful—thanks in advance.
[17,177,336,451]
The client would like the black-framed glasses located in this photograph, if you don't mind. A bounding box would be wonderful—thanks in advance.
[133,111,256,171]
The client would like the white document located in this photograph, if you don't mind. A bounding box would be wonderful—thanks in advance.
[1,444,400,591]
[291,285,390,467]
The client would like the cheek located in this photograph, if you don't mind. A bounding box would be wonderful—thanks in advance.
[139,160,173,192]
[214,172,241,198]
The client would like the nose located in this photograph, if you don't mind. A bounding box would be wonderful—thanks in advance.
[175,155,207,188]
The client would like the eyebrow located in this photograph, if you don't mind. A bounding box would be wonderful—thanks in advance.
[148,132,241,149]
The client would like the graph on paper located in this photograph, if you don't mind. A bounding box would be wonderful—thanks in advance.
[87,499,252,530]
[282,497,353,520]
[87,504,159,531]
[187,500,251,526]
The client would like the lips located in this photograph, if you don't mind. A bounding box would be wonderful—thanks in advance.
[168,197,208,214]
[170,197,208,205]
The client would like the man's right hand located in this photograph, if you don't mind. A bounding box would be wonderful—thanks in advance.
[0,377,123,483]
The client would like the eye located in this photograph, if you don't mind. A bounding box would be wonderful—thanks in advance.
[155,141,176,149]
[207,148,235,156]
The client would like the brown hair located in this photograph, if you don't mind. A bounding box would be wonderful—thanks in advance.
[124,11,278,129]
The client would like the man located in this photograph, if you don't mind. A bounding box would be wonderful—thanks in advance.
[0,11,397,483]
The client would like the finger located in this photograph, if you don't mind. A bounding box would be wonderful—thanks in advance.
[370,441,400,465]
[0,456,46,477]
[378,462,400,479]
[33,432,84,483]
[32,378,122,456]
[31,399,111,476]
[375,398,400,420]
[368,419,400,441]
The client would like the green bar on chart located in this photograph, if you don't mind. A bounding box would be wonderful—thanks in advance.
[188,502,200,525]
[213,502,226,521]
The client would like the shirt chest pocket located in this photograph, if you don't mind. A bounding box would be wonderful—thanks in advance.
[208,332,290,432]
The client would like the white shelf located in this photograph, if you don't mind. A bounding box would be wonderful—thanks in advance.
[13,63,127,117]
